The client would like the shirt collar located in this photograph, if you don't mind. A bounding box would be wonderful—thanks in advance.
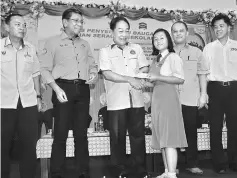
[160,49,169,58]
[174,43,190,52]
[4,36,26,49]
[216,37,232,46]
[60,31,80,41]
[111,42,129,50]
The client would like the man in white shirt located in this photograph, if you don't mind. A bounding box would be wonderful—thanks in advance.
[1,14,41,178]
[99,16,150,178]
[203,13,237,173]
[171,21,209,175]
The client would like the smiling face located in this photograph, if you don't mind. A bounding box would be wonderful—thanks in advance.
[6,15,27,39]
[111,20,130,47]
[63,12,83,36]
[171,22,189,45]
[213,19,230,40]
[153,31,168,53]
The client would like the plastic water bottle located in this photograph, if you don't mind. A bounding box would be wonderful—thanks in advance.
[98,115,104,132]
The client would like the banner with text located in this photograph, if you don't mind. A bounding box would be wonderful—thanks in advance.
[37,15,207,123]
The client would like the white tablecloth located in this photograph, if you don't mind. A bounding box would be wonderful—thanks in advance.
[36,128,227,158]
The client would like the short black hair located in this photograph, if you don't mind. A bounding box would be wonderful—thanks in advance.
[171,21,188,31]
[62,8,82,20]
[211,13,232,27]
[110,16,130,30]
[5,13,23,25]
[152,28,175,55]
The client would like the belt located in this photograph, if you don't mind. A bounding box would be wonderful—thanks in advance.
[56,78,87,85]
[209,81,237,86]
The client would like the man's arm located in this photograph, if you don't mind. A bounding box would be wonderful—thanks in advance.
[33,75,42,111]
[197,49,209,108]
[32,46,42,111]
[39,39,67,103]
[198,74,208,96]
[87,42,98,75]
[102,70,144,90]
[86,41,98,84]
[148,74,185,84]
[99,47,145,89]
[39,40,55,84]
[99,47,130,83]
[197,74,208,109]
[33,75,41,96]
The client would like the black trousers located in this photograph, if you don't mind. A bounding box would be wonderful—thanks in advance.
[108,107,146,175]
[1,100,38,178]
[182,105,199,168]
[38,108,54,138]
[50,81,90,177]
[208,82,237,170]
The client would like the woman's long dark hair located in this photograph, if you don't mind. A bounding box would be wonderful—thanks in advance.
[151,28,175,56]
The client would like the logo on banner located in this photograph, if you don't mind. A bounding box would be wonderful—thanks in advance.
[130,49,136,54]
[139,22,147,30]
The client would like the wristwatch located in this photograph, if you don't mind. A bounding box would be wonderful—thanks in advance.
[37,95,42,100]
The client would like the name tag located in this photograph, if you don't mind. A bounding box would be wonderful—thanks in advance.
[185,56,196,61]
[231,48,237,51]
[60,44,68,47]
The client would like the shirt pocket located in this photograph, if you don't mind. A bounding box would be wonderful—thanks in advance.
[1,51,12,63]
[57,43,75,64]
[229,50,237,63]
[1,51,13,71]
[109,56,120,72]
[76,46,88,62]
[24,56,34,73]
[183,61,199,88]
[185,60,197,71]
[127,55,138,71]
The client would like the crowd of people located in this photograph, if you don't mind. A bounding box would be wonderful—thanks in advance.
[1,7,237,178]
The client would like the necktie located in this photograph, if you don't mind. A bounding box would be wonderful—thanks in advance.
[156,54,162,62]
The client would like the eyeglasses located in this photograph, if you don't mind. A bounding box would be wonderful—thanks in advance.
[68,18,85,25]
[14,23,27,29]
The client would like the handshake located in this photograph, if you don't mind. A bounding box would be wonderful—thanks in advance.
[127,73,157,90]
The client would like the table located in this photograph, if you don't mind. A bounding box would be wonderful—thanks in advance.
[36,128,227,178]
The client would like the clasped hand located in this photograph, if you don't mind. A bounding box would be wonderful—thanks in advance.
[129,73,158,89]
[128,77,145,90]
[147,73,158,82]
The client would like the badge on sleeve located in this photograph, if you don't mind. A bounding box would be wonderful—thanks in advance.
[130,49,136,55]
[43,48,47,54]
[40,48,47,55]
[1,51,6,55]
[60,44,68,47]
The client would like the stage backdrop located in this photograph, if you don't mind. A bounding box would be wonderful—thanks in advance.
[24,14,207,127]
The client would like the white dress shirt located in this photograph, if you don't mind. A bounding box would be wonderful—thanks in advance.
[203,38,237,81]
